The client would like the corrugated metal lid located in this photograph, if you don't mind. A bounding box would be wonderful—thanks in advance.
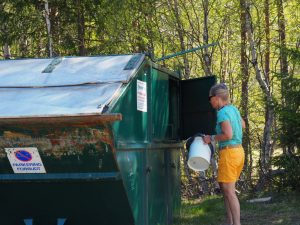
[0,54,144,87]
[0,54,145,117]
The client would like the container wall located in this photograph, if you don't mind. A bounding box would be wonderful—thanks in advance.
[111,63,151,225]
[116,149,146,225]
[111,63,182,225]
[167,149,181,220]
[0,124,118,173]
[149,68,181,224]
[151,69,169,141]
[146,147,181,225]
[0,123,134,225]
[151,69,180,141]
[147,148,167,225]
[111,64,150,143]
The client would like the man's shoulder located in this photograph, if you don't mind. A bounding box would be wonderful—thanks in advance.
[226,104,240,113]
[219,105,240,118]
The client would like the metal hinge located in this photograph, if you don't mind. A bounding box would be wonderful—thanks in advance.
[42,57,64,73]
[123,54,142,70]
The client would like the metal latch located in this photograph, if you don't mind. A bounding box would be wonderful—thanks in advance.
[123,54,142,70]
[42,57,63,73]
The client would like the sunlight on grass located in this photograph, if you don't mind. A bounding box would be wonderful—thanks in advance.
[174,192,300,225]
[174,195,225,225]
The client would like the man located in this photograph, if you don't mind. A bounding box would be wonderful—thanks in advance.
[203,83,245,225]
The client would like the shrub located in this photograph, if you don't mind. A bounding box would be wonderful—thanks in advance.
[272,154,300,191]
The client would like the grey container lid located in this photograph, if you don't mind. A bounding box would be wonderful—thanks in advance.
[0,54,144,117]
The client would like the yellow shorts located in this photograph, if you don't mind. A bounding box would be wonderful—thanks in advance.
[217,147,245,183]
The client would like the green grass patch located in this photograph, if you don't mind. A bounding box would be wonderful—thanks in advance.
[174,192,300,225]
[174,195,225,225]
[240,192,300,225]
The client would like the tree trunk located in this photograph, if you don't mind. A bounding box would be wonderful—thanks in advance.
[154,6,166,66]
[264,0,271,87]
[3,43,11,59]
[19,36,28,58]
[170,0,190,79]
[276,0,290,154]
[239,0,251,181]
[77,0,86,56]
[44,0,53,57]
[244,0,274,190]
[202,0,212,76]
[276,0,288,78]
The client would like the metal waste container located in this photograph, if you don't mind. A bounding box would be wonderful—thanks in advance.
[0,54,215,225]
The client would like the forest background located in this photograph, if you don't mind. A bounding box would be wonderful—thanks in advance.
[0,0,299,195]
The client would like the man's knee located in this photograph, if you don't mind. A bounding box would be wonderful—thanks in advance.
[221,183,236,197]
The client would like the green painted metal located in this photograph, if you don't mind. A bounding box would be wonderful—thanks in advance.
[110,61,215,225]
[0,56,215,225]
[168,149,181,217]
[0,124,119,173]
[180,76,217,139]
[111,62,183,225]
[0,180,133,225]
[151,69,170,140]
[155,42,218,62]
[116,150,146,225]
[0,122,134,225]
[147,149,167,225]
[110,64,150,143]
[0,172,120,181]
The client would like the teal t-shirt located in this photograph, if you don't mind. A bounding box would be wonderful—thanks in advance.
[216,104,243,148]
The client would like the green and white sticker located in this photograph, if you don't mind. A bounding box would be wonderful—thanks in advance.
[137,80,147,112]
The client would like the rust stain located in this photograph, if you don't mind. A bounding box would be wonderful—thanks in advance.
[0,113,122,128]
[0,121,117,162]
[3,131,31,139]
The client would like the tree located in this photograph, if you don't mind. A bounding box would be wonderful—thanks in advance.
[167,0,191,78]
[44,0,53,57]
[201,0,213,76]
[243,0,275,190]
[239,0,251,187]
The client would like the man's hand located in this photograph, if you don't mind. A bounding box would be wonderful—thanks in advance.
[203,135,212,144]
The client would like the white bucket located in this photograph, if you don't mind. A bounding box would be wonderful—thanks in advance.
[187,136,211,171]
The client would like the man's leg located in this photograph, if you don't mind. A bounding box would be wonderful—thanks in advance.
[220,182,240,225]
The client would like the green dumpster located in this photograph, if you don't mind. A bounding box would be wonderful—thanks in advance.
[0,54,215,225]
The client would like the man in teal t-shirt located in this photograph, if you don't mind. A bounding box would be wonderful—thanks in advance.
[203,83,245,225]
[216,104,243,149]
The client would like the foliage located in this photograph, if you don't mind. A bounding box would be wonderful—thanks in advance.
[175,192,300,225]
[1,0,300,192]
[273,47,300,152]
[272,154,300,191]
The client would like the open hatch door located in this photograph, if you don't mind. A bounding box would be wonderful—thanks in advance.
[180,76,216,140]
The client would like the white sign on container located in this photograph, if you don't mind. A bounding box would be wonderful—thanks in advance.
[137,80,147,112]
[5,147,46,173]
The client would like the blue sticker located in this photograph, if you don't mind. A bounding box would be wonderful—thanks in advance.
[15,150,32,162]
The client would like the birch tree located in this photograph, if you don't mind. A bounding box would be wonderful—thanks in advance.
[201,0,212,76]
[167,0,191,79]
[44,0,53,57]
[243,0,275,190]
[76,0,85,56]
[3,43,11,59]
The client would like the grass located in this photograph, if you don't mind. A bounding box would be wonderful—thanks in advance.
[174,191,300,225]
